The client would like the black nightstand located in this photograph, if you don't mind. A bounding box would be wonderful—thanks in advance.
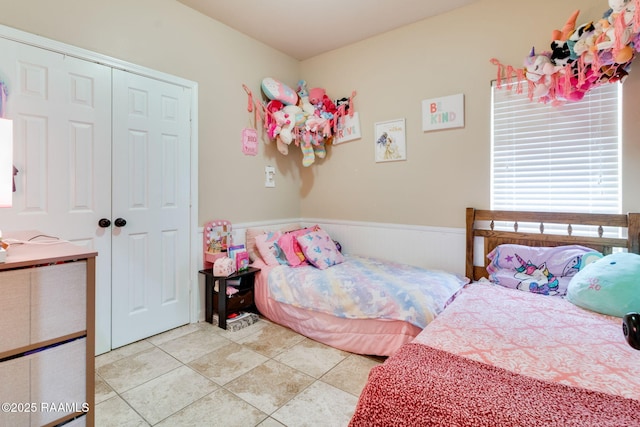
[199,266,261,329]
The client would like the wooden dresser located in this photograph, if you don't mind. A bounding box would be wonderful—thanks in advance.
[0,231,96,427]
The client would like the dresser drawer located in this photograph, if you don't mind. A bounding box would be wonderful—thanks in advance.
[0,338,86,427]
[31,262,87,343]
[30,338,87,427]
[0,356,30,426]
[0,269,30,353]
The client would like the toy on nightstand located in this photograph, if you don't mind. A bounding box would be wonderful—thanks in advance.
[203,219,232,269]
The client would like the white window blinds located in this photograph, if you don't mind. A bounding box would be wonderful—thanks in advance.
[491,81,621,214]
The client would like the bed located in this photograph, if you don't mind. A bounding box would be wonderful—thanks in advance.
[349,208,640,426]
[247,226,468,356]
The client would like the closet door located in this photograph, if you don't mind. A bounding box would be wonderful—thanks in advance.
[110,70,191,349]
[0,38,113,353]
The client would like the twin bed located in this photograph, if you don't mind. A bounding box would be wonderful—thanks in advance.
[244,208,640,425]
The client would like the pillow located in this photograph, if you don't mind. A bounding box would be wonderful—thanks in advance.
[566,252,640,317]
[296,229,345,270]
[486,244,602,296]
[245,223,301,263]
[254,231,282,266]
[245,228,265,263]
[277,227,316,267]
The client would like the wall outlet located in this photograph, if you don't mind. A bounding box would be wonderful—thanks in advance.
[265,166,275,188]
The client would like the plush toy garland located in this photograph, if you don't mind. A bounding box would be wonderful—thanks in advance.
[243,79,356,167]
[491,0,640,105]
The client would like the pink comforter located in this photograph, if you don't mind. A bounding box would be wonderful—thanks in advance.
[350,343,640,427]
[252,259,422,356]
[351,282,640,425]
[414,281,640,398]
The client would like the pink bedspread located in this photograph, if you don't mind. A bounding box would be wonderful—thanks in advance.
[413,281,640,398]
[351,282,640,425]
[350,343,640,427]
[252,259,421,356]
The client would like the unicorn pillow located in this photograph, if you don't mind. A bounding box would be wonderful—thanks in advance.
[486,244,602,296]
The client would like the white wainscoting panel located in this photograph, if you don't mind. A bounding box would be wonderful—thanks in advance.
[302,219,466,275]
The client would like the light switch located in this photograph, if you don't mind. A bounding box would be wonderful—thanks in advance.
[265,166,275,187]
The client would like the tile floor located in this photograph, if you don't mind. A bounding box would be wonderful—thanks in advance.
[94,317,383,426]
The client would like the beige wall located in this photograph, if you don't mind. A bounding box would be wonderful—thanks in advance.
[300,0,640,228]
[1,0,638,229]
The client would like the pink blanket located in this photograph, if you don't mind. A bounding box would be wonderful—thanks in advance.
[350,343,640,427]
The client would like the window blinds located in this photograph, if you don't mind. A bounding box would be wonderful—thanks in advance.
[491,81,621,214]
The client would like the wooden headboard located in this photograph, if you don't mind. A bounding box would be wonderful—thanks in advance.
[466,208,640,281]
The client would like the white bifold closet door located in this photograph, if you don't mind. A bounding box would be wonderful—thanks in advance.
[0,37,191,355]
[110,69,191,349]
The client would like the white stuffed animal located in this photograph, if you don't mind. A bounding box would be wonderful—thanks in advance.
[279,105,303,145]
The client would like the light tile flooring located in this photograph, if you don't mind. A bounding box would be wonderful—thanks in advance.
[94,317,383,426]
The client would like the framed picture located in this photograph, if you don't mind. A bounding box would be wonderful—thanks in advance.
[374,118,406,163]
[334,112,362,144]
[422,93,465,132]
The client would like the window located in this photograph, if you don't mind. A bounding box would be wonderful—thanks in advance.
[491,81,621,214]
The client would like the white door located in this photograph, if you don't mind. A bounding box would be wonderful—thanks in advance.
[0,38,114,353]
[0,36,193,354]
[110,70,191,349]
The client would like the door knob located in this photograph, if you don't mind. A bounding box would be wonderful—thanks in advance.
[98,218,111,228]
[114,218,127,227]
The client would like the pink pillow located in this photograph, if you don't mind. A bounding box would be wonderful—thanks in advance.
[296,229,345,270]
[277,228,314,266]
[254,231,282,266]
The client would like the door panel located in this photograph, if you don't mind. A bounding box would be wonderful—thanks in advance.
[0,37,192,354]
[111,70,191,349]
[0,37,113,354]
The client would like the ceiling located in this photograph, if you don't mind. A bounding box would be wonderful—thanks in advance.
[177,0,480,60]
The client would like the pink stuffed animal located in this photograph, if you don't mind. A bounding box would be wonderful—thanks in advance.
[308,88,326,106]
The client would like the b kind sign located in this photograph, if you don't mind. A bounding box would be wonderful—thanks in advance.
[421,93,464,132]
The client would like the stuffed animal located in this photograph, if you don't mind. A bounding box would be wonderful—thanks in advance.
[279,104,303,145]
[523,49,558,98]
[550,10,580,67]
[308,87,326,106]
[299,131,316,167]
[321,95,337,118]
[566,252,640,317]
[265,100,284,139]
[556,65,598,102]
[296,80,316,116]
[304,116,327,161]
[567,21,597,62]
[261,77,298,106]
[272,111,290,155]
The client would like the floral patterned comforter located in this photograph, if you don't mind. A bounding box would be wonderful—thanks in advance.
[267,255,467,328]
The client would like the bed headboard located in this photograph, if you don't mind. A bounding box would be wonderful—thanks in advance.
[466,208,640,281]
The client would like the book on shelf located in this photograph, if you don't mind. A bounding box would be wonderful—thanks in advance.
[236,250,249,272]
[228,244,245,264]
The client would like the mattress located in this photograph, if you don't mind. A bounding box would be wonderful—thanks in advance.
[252,257,456,356]
[350,281,640,425]
[413,281,640,398]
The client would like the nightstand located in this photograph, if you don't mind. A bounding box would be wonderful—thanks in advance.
[199,267,261,329]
